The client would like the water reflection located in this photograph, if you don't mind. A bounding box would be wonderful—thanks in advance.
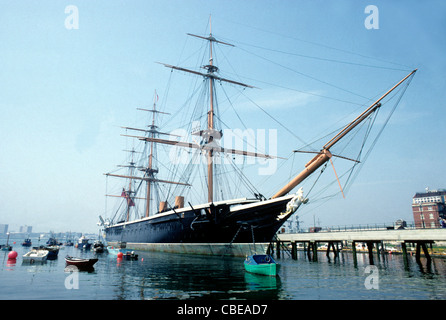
[1,243,446,300]
[103,252,283,300]
[244,272,281,291]
[103,249,446,299]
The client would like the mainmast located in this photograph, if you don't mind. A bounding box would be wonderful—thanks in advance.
[271,69,417,199]
[158,19,256,204]
[189,18,235,203]
[207,20,216,203]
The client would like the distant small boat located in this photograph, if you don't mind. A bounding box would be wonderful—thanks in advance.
[1,233,12,251]
[23,249,49,263]
[47,235,62,246]
[107,241,129,255]
[22,238,32,247]
[64,240,74,246]
[45,245,60,260]
[76,236,91,250]
[0,245,12,251]
[92,241,106,253]
[65,256,98,269]
[244,254,278,276]
[107,246,130,255]
[122,251,139,261]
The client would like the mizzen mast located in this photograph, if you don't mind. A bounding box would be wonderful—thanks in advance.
[271,69,417,199]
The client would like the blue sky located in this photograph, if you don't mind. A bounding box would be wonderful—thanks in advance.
[0,1,445,233]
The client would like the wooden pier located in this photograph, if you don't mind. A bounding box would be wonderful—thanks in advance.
[276,229,446,267]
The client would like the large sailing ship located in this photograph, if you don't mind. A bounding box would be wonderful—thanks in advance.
[100,23,416,256]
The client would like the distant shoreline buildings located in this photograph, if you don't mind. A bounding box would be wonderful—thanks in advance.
[19,225,32,233]
[0,224,91,240]
[0,224,32,234]
[3,189,445,236]
[412,188,446,229]
[0,224,8,234]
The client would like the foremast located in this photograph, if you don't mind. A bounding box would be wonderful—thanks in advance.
[271,69,417,199]
[105,148,141,222]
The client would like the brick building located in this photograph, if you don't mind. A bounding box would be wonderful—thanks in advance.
[412,188,446,229]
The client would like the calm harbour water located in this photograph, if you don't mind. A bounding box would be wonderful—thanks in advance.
[1,238,446,301]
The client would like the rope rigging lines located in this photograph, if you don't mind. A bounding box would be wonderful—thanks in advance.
[103,19,417,224]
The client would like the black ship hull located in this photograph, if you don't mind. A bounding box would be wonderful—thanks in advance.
[105,195,296,255]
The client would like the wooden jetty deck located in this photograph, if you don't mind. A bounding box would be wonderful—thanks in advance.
[277,229,446,267]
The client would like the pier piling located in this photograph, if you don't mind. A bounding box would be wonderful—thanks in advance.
[291,241,297,260]
[401,242,409,269]
[312,242,318,261]
[415,241,432,263]
[352,241,358,267]
[276,240,281,259]
[366,242,374,265]
[277,228,445,269]
[326,241,339,258]
[306,241,318,261]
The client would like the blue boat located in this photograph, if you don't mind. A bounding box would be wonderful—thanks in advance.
[45,245,60,260]
[244,254,278,276]
[107,246,130,255]
[106,241,128,255]
[47,237,58,246]
[64,240,74,246]
[76,236,91,250]
[22,238,32,247]
[1,233,12,251]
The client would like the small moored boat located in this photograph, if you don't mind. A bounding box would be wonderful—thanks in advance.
[45,245,60,260]
[65,256,98,269]
[92,241,106,253]
[1,233,12,251]
[107,246,130,255]
[64,239,74,246]
[122,251,138,260]
[22,238,32,247]
[76,235,91,250]
[23,249,49,263]
[244,254,278,276]
[107,242,129,255]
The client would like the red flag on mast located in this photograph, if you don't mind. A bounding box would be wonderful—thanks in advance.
[121,188,135,207]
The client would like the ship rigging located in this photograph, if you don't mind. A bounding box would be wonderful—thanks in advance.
[100,21,416,255]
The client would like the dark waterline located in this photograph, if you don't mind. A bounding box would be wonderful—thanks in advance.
[1,240,446,300]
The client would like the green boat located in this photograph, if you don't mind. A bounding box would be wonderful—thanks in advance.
[244,254,278,276]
